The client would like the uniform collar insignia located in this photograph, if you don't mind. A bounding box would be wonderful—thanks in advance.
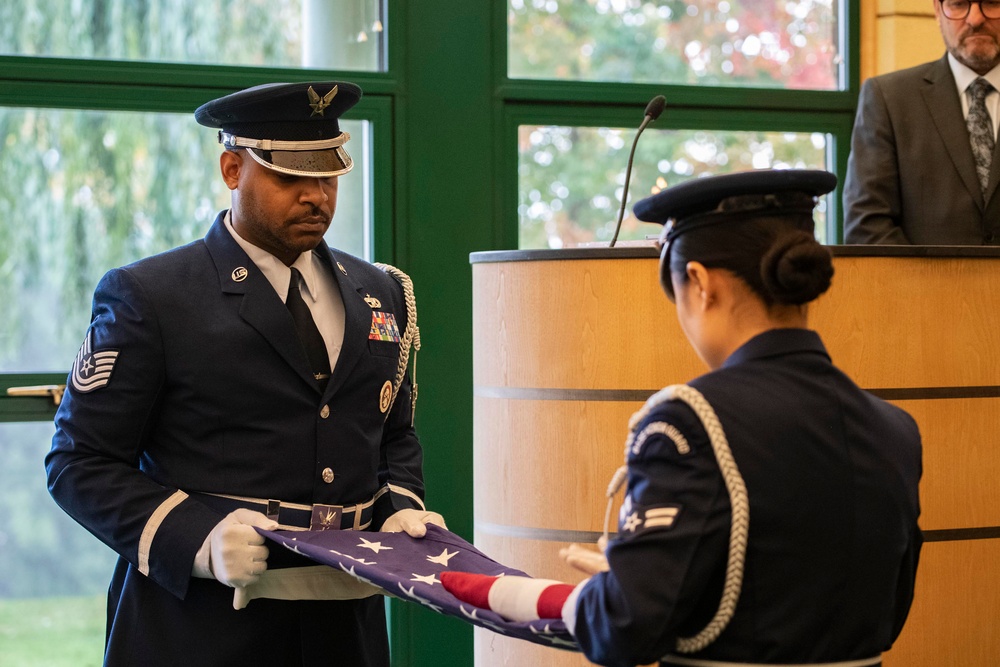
[364,293,382,309]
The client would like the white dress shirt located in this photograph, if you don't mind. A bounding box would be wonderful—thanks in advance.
[224,212,345,371]
[948,53,1000,138]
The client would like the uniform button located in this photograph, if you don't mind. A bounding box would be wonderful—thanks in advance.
[321,467,335,484]
[320,405,330,419]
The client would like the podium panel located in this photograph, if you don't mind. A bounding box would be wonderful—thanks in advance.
[471,248,1000,667]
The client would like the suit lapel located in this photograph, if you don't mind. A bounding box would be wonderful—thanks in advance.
[204,213,320,390]
[921,56,984,207]
[986,125,1000,204]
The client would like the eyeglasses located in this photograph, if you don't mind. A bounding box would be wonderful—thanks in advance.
[940,0,1000,19]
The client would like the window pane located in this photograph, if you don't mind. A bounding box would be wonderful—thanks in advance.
[518,125,830,248]
[508,0,840,90]
[0,421,115,666]
[0,107,371,372]
[0,0,385,72]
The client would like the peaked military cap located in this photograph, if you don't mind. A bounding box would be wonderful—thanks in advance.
[195,81,362,177]
[634,169,837,243]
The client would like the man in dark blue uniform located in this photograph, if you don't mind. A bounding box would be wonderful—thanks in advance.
[46,81,444,666]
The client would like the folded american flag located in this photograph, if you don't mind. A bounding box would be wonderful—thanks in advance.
[258,524,578,651]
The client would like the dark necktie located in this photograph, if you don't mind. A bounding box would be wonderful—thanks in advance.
[286,267,330,386]
[967,77,995,196]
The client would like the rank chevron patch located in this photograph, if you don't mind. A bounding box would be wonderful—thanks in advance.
[71,329,119,393]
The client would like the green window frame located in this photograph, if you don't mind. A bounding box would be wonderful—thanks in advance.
[494,0,861,248]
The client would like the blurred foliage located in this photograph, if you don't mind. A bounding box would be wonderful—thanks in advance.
[0,0,303,66]
[508,0,839,89]
[518,126,829,248]
[0,422,118,600]
[0,107,232,371]
[510,0,835,248]
[0,0,320,372]
[0,593,106,666]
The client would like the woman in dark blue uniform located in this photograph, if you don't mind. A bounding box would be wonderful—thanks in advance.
[562,170,923,667]
[448,170,923,667]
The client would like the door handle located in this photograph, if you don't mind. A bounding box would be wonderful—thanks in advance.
[6,384,66,406]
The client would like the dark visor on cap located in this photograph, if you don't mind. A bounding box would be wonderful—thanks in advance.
[220,131,353,177]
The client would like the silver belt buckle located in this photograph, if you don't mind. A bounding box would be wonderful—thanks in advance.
[266,499,281,522]
[309,504,343,531]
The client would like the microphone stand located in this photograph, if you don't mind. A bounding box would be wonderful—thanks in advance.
[609,95,666,248]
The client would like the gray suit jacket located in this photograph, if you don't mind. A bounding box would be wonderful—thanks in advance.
[843,54,1000,244]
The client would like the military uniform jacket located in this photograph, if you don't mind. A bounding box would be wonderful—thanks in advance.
[572,329,922,667]
[46,212,424,665]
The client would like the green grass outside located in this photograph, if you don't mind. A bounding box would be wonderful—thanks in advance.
[0,594,105,667]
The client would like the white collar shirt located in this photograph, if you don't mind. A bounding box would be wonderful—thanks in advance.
[224,211,345,372]
[948,53,1000,138]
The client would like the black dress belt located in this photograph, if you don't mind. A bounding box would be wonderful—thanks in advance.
[190,490,381,532]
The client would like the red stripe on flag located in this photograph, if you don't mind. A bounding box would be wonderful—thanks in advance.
[440,571,497,609]
[536,583,575,619]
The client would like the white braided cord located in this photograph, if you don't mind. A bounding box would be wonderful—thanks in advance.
[666,385,749,654]
[373,263,420,420]
[609,384,750,655]
[601,385,699,550]
[601,465,628,552]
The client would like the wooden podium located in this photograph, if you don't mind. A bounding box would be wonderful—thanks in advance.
[470,246,1000,667]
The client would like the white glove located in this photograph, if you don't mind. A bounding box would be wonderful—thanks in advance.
[558,543,609,575]
[380,508,447,538]
[207,509,279,588]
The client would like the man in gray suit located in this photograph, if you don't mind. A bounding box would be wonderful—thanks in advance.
[843,0,1000,244]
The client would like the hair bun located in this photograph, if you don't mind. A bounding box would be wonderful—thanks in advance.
[759,231,833,305]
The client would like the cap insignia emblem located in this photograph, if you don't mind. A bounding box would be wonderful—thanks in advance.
[308,85,339,117]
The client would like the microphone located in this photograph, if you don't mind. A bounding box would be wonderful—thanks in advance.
[609,95,666,248]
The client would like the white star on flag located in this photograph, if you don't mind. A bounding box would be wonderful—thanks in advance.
[358,537,393,553]
[397,582,443,613]
[340,564,378,588]
[259,524,578,651]
[426,548,459,566]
